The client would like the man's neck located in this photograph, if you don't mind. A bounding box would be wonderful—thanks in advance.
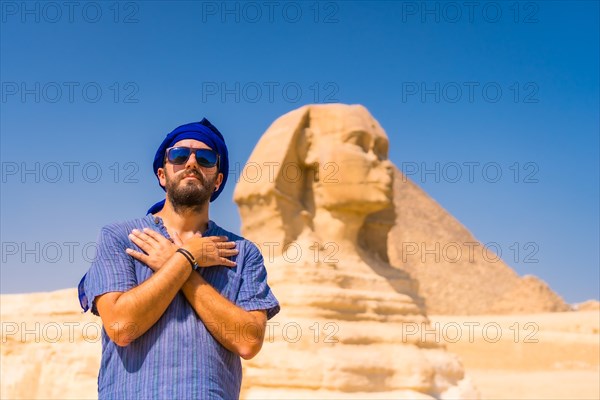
[154,199,210,238]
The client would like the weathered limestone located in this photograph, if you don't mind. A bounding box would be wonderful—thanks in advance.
[234,104,478,398]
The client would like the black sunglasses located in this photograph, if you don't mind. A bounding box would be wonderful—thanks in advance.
[166,147,220,168]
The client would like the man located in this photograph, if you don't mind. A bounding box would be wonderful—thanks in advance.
[78,118,280,399]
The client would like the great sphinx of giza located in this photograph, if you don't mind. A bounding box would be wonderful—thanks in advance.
[233,104,477,399]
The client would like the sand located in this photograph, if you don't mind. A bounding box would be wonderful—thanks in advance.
[1,290,598,399]
[429,312,600,400]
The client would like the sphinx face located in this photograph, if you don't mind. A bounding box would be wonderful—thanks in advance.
[309,109,393,214]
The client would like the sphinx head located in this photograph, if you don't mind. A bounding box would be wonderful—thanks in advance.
[234,104,393,250]
[306,105,393,214]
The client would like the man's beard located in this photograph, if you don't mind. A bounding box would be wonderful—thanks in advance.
[165,169,217,214]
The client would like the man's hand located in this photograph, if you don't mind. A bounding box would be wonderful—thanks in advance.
[126,228,238,271]
[126,228,179,271]
[181,234,238,268]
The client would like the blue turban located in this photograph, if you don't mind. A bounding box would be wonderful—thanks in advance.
[146,118,229,215]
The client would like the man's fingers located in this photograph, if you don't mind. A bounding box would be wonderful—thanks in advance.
[220,258,237,267]
[207,236,229,242]
[219,249,239,257]
[129,231,154,252]
[130,229,156,244]
[126,248,148,264]
[142,227,169,243]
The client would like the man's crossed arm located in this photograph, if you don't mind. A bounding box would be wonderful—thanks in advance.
[95,229,267,360]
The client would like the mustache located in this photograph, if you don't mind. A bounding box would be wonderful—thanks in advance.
[178,170,205,183]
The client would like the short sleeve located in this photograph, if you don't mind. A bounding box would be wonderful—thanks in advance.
[83,226,137,315]
[236,242,280,320]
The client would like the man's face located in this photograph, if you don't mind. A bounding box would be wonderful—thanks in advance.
[158,139,223,212]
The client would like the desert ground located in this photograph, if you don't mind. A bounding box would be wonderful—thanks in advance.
[429,311,599,400]
[1,289,598,399]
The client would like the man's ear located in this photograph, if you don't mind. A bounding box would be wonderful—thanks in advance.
[157,168,167,187]
[214,172,224,191]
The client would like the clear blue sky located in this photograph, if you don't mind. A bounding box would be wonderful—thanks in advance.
[1,1,598,304]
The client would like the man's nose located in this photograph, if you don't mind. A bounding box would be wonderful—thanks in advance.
[185,152,200,168]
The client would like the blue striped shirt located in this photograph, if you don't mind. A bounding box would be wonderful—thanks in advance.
[78,215,280,399]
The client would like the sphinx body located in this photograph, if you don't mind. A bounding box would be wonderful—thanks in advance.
[234,104,477,399]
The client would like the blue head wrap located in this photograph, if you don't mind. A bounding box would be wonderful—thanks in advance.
[147,118,229,215]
